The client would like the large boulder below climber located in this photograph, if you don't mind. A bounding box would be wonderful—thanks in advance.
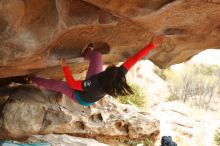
[0,0,220,78]
[0,85,159,144]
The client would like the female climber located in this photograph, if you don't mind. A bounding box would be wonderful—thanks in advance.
[30,34,166,106]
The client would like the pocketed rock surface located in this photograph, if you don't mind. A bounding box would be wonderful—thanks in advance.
[0,85,159,144]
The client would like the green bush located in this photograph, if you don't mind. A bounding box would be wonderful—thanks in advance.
[118,138,153,146]
[215,127,220,146]
[167,94,177,101]
[117,83,146,109]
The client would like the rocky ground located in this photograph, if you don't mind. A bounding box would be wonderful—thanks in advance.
[27,134,109,146]
[152,101,220,146]
[127,59,220,146]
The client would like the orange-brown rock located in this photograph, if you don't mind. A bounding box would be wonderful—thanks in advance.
[0,0,220,78]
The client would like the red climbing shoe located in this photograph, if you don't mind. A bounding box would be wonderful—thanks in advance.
[81,42,110,57]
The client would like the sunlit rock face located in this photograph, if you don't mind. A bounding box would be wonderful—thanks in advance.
[0,0,220,78]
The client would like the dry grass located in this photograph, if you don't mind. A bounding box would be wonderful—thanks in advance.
[215,127,220,146]
[117,83,147,109]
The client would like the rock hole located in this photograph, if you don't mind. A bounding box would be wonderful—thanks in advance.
[148,0,175,10]
[75,121,85,130]
[164,28,186,35]
[109,114,116,119]
[49,47,80,61]
[123,108,128,112]
[216,24,220,31]
[0,14,8,35]
[89,113,103,123]
[99,12,117,24]
[207,0,220,4]
[115,121,129,134]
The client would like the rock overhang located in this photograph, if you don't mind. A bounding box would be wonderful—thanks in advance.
[0,0,220,78]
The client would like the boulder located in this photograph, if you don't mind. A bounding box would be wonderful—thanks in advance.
[0,85,159,144]
[152,101,220,146]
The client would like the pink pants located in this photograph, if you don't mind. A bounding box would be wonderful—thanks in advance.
[32,51,103,102]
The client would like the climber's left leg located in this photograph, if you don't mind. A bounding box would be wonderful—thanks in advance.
[31,77,77,102]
